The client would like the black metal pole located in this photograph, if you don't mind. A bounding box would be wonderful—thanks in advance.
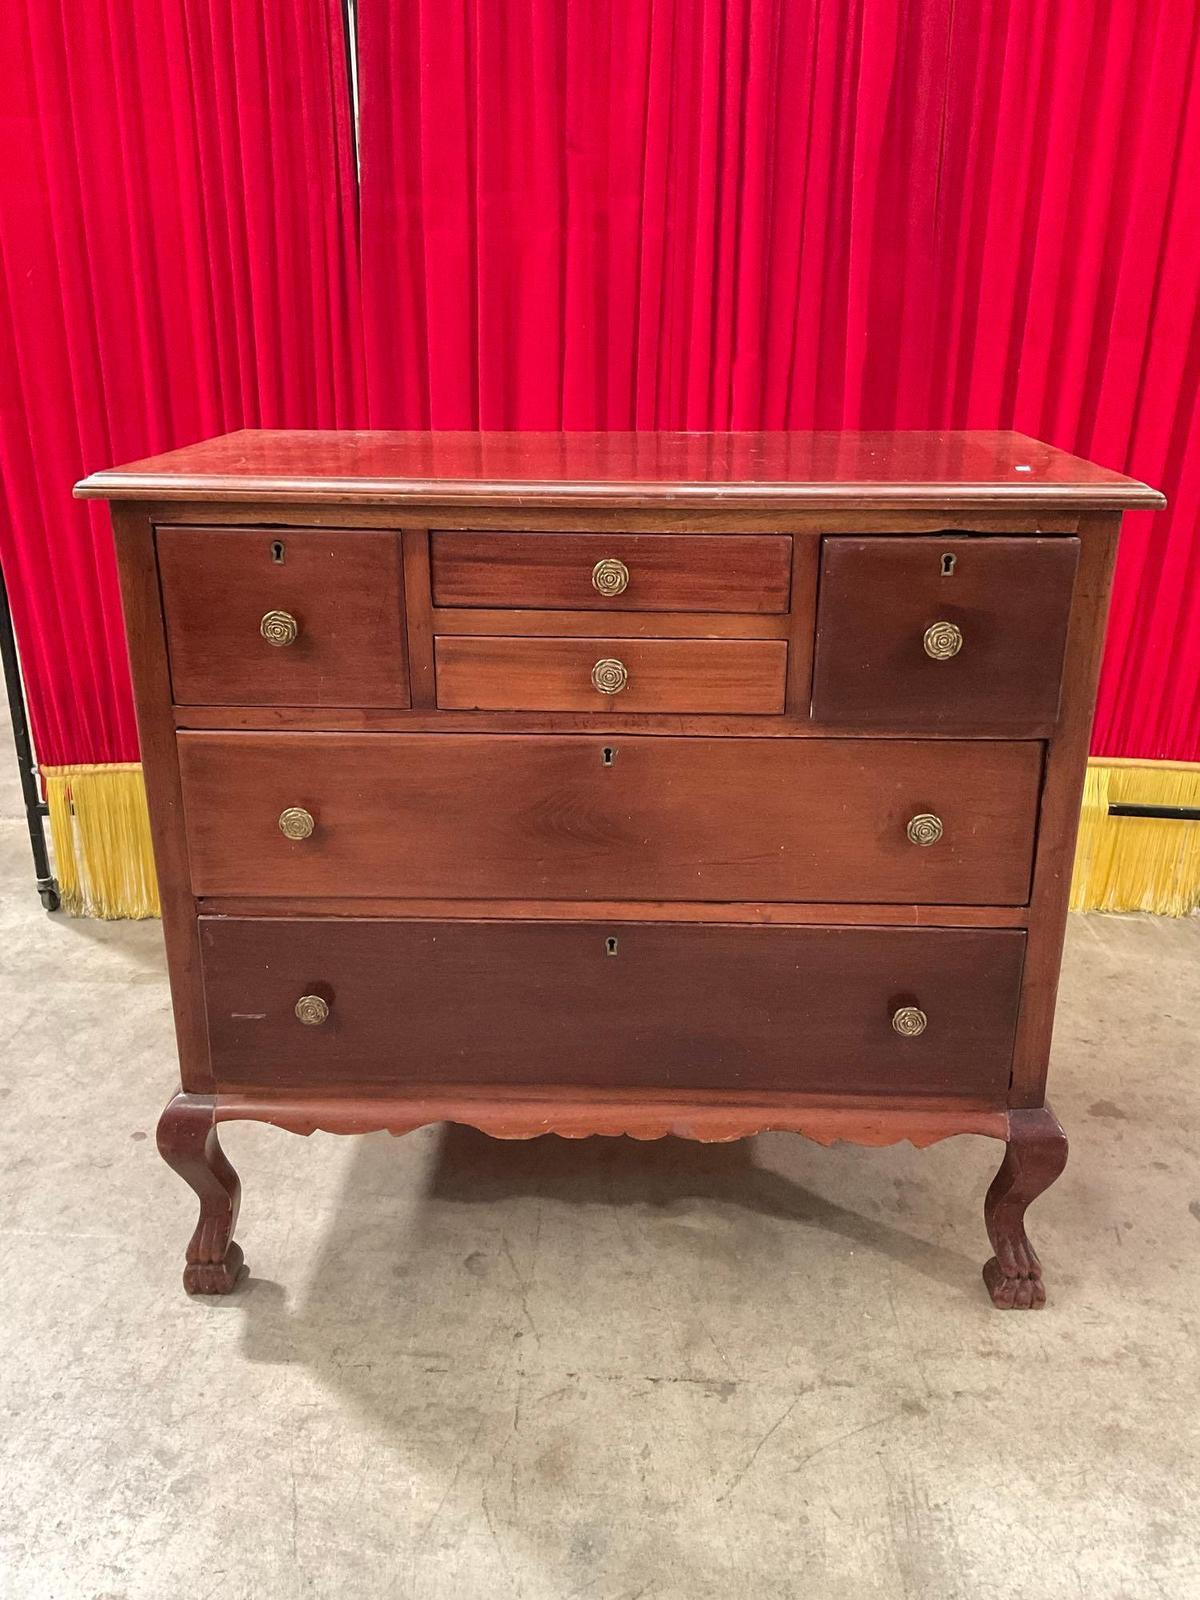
[0,556,60,911]
[1108,803,1200,821]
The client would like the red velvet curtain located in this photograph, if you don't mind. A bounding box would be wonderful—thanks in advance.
[1,2,1196,775]
[0,0,363,767]
[358,0,1200,762]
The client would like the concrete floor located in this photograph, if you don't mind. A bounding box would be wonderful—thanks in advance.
[0,705,1198,1600]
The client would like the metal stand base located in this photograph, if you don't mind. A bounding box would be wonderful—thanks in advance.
[0,558,60,913]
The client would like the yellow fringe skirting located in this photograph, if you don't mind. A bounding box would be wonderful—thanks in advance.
[36,758,1200,921]
[42,763,160,920]
[1070,760,1200,916]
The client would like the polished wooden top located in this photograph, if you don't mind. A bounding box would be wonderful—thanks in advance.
[76,428,1164,510]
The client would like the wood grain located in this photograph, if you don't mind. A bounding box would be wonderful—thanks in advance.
[430,531,792,611]
[75,428,1165,510]
[400,528,436,707]
[116,500,1092,534]
[177,731,1043,904]
[1010,515,1123,1104]
[170,704,1060,738]
[158,526,410,707]
[199,917,1025,1099]
[197,897,1030,927]
[982,1103,1068,1308]
[110,507,212,1091]
[86,431,1163,1303]
[430,608,789,639]
[811,536,1079,729]
[214,1086,1011,1146]
[434,636,788,713]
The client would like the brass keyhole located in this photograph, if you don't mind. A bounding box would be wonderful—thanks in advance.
[271,540,286,565]
[605,936,619,956]
[941,552,956,576]
[602,746,616,766]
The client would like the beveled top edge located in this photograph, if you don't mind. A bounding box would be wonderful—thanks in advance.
[74,428,1166,510]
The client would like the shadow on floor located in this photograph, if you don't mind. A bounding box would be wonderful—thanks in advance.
[222,1127,985,1388]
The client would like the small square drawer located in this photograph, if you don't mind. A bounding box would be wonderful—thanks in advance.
[434,636,787,713]
[430,532,793,612]
[158,527,409,707]
[811,536,1078,729]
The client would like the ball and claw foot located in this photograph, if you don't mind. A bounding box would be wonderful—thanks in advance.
[183,1241,245,1296]
[982,1105,1068,1310]
[157,1092,246,1296]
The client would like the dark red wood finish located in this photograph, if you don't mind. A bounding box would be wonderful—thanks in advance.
[75,429,1164,1305]
[433,635,788,712]
[430,531,793,611]
[76,427,1166,511]
[177,731,1042,904]
[199,917,1025,1099]
[811,536,1079,729]
[159,526,410,707]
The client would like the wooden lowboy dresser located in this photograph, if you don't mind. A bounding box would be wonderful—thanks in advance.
[76,430,1163,1308]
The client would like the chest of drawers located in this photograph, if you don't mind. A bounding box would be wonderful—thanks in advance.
[77,430,1163,1308]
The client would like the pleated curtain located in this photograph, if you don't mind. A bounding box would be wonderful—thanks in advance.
[0,0,363,912]
[0,0,1197,917]
[357,0,1200,769]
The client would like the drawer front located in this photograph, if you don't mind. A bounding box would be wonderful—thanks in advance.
[199,917,1024,1099]
[435,636,787,712]
[158,527,410,707]
[430,532,793,612]
[179,732,1042,904]
[811,536,1079,728]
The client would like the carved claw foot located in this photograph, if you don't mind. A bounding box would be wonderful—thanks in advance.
[983,1105,1067,1310]
[157,1092,245,1296]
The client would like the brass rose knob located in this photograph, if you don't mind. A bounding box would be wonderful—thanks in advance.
[591,657,628,695]
[278,807,315,841]
[592,558,630,597]
[295,995,329,1026]
[892,1006,928,1038]
[906,813,944,847]
[923,620,962,660]
[261,609,298,647]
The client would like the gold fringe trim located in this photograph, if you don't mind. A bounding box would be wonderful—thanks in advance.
[42,763,160,920]
[1071,760,1200,916]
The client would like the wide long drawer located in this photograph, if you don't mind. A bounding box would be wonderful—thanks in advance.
[199,917,1025,1098]
[178,732,1042,903]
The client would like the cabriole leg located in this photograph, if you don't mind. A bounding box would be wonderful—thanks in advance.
[983,1105,1068,1309]
[156,1091,244,1295]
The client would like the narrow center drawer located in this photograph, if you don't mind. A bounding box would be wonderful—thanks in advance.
[430,532,793,612]
[199,916,1024,1101]
[434,636,787,712]
[179,732,1042,905]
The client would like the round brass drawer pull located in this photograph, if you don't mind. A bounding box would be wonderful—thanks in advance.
[295,994,329,1026]
[261,609,299,647]
[906,813,943,847]
[592,558,630,597]
[892,1006,928,1038]
[591,657,628,695]
[278,806,315,841]
[923,620,962,660]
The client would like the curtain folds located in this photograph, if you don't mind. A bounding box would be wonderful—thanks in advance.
[0,0,364,772]
[358,0,1200,762]
[0,2,1196,918]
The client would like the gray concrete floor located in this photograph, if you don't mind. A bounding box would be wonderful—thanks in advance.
[0,702,1198,1600]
